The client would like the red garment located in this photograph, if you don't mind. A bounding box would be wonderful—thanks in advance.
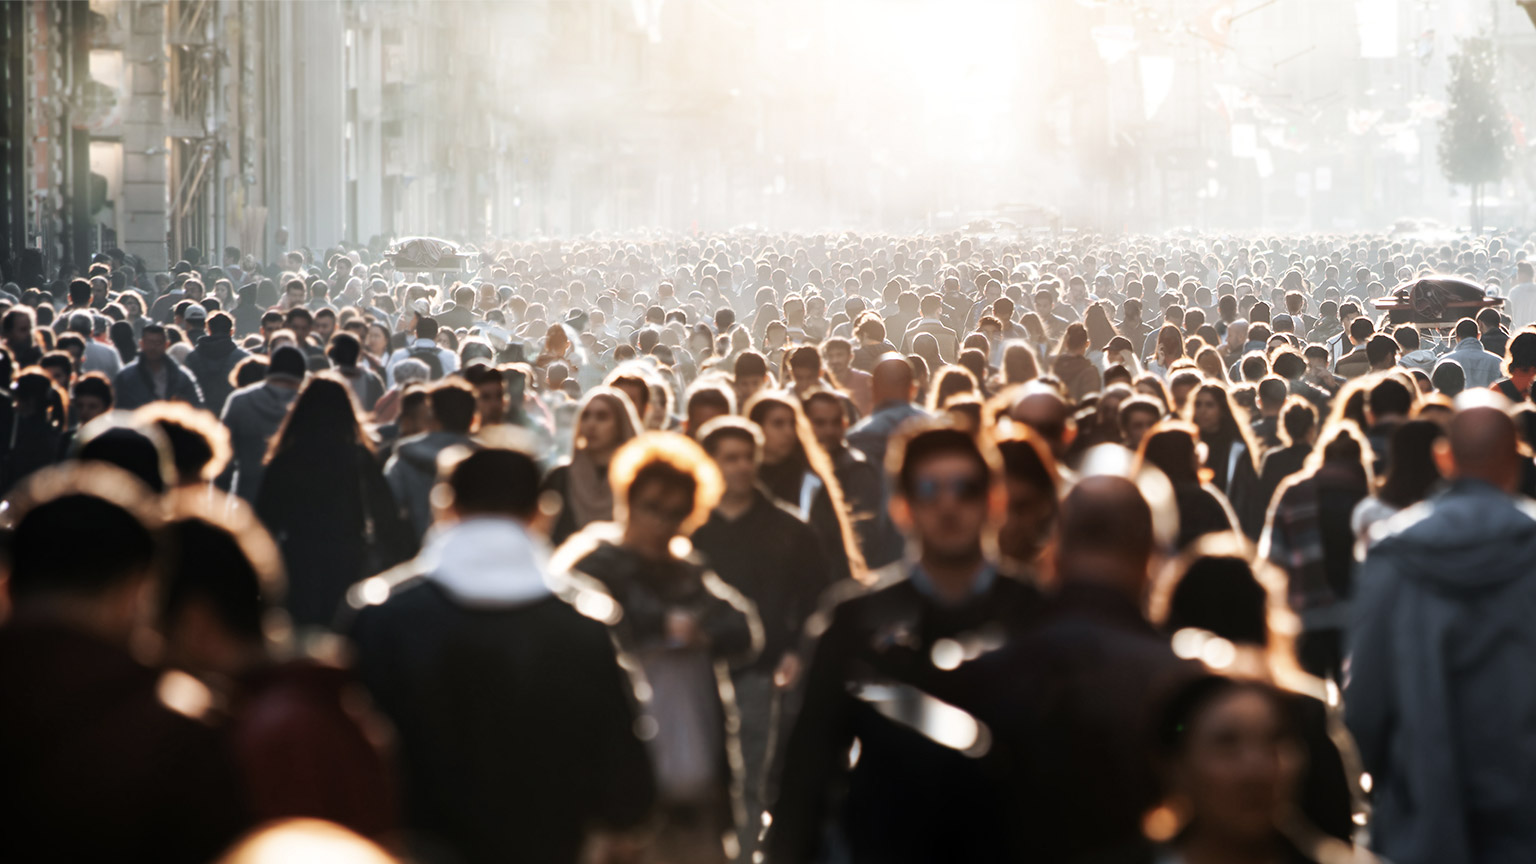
[231,659,398,838]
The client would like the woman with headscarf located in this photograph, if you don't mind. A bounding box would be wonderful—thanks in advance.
[541,387,643,546]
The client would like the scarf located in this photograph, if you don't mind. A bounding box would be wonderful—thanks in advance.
[566,451,614,528]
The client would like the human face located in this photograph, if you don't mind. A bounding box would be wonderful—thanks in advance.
[824,344,851,374]
[1170,688,1296,845]
[285,286,306,309]
[804,398,846,454]
[711,438,759,498]
[791,365,818,392]
[140,332,168,364]
[624,480,694,558]
[475,380,505,426]
[289,317,312,342]
[734,374,764,407]
[76,394,108,425]
[1122,410,1158,451]
[366,325,389,356]
[904,453,991,562]
[1193,392,1223,436]
[998,476,1053,563]
[315,315,336,342]
[579,399,623,455]
[7,316,31,347]
[758,406,798,464]
[687,403,728,436]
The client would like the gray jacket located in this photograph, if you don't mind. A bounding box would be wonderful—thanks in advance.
[384,431,479,541]
[1444,337,1504,389]
[1348,478,1536,864]
[219,380,299,501]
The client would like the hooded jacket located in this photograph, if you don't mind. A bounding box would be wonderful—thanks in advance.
[1348,478,1536,864]
[348,518,656,864]
[384,431,480,541]
[183,334,249,415]
[220,378,300,502]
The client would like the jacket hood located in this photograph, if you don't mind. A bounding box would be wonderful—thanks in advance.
[420,517,552,607]
[396,431,474,470]
[1374,478,1536,594]
[236,380,299,421]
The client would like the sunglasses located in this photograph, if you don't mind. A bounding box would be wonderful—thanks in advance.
[911,475,988,504]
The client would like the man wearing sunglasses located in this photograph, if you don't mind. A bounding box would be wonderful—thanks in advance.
[766,422,1043,864]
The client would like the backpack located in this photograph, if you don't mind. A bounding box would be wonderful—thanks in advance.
[409,344,444,380]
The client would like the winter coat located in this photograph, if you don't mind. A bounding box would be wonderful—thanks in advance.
[112,357,204,411]
[257,442,415,629]
[220,379,299,502]
[349,518,656,864]
[183,334,250,415]
[1349,478,1536,864]
[384,431,480,542]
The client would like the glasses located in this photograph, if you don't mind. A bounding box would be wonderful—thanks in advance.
[911,475,988,504]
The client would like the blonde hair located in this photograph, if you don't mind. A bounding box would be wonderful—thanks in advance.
[609,431,724,536]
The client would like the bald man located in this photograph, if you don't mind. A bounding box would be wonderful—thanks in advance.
[847,354,928,474]
[943,475,1193,862]
[1348,392,1536,864]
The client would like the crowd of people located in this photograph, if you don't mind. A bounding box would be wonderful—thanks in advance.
[5,227,1536,864]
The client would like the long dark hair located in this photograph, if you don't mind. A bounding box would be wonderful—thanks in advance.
[110,321,138,363]
[1085,303,1118,351]
[1186,382,1260,475]
[264,374,370,464]
[1377,420,1443,508]
[1137,421,1204,485]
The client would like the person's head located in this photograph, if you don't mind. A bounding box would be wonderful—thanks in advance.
[1151,534,1285,649]
[3,305,34,346]
[139,324,169,364]
[1505,330,1536,378]
[1151,675,1301,849]
[427,379,478,435]
[870,354,917,405]
[888,422,1003,563]
[787,344,822,391]
[1477,306,1502,334]
[325,331,362,369]
[1119,396,1164,450]
[1007,382,1074,459]
[73,372,114,424]
[1367,375,1414,425]
[283,278,306,308]
[699,416,764,499]
[574,386,641,459]
[1365,333,1399,370]
[1001,342,1040,384]
[804,390,854,455]
[610,432,724,556]
[134,402,231,486]
[745,391,811,466]
[437,446,543,525]
[1441,392,1522,493]
[6,465,160,643]
[1377,419,1445,510]
[605,370,653,424]
[265,374,367,463]
[1431,358,1466,397]
[1454,317,1479,342]
[684,382,734,436]
[927,365,978,412]
[996,427,1058,566]
[732,351,769,405]
[460,362,505,426]
[1186,382,1245,443]
[1056,474,1155,596]
[821,337,853,375]
[158,495,284,676]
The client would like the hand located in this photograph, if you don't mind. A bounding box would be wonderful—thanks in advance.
[665,609,700,647]
[774,652,803,689]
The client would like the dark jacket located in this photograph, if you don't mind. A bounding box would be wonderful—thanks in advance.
[759,456,855,584]
[112,357,205,411]
[230,297,264,337]
[1052,353,1103,402]
[231,660,397,838]
[693,489,833,671]
[183,333,250,415]
[257,442,415,629]
[1349,479,1536,864]
[766,570,1043,864]
[0,619,248,863]
[219,379,300,502]
[830,444,904,568]
[564,532,761,834]
[350,518,655,864]
[384,431,480,541]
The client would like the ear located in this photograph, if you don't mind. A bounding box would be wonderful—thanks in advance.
[1434,438,1456,479]
[889,494,913,533]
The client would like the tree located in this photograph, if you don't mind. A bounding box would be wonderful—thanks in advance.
[1438,36,1513,232]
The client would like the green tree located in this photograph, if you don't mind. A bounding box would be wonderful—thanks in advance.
[1438,36,1513,232]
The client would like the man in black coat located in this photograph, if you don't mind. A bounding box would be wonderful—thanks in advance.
[765,423,1042,864]
[346,447,655,864]
[0,468,248,863]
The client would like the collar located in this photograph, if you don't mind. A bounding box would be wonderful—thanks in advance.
[909,562,997,606]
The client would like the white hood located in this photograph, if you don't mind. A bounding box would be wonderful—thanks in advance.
[420,517,554,607]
